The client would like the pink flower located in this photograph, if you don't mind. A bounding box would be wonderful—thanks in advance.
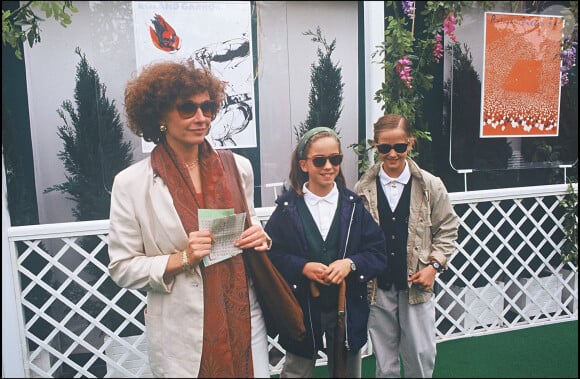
[433,34,444,63]
[396,55,413,88]
[433,12,458,63]
[443,13,458,43]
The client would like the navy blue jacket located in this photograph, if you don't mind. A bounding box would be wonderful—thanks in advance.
[264,185,387,358]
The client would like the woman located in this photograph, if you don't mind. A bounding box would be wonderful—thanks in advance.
[107,59,272,378]
[354,114,459,378]
[264,127,387,378]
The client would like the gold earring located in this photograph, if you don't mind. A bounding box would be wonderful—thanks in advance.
[160,124,167,132]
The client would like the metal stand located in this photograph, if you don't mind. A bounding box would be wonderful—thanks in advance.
[457,169,472,192]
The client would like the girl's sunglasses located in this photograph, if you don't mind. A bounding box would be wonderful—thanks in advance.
[376,142,409,154]
[176,100,216,119]
[307,154,343,167]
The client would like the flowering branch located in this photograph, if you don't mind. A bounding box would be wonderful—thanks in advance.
[353,1,577,173]
[402,1,416,36]
[373,1,481,129]
[560,2,578,86]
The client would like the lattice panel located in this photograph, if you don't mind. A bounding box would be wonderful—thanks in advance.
[434,193,577,340]
[15,235,147,378]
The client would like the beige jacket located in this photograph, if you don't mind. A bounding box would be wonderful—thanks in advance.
[108,153,259,377]
[354,158,459,305]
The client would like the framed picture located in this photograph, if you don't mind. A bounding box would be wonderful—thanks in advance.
[480,12,564,138]
[133,1,257,151]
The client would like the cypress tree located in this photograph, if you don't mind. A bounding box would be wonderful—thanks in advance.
[44,48,137,348]
[294,26,344,141]
[45,47,133,221]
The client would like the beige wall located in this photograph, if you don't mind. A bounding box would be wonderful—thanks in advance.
[256,1,361,205]
[23,1,382,222]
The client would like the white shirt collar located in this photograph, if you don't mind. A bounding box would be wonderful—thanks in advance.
[302,182,339,240]
[379,161,411,187]
[302,182,339,206]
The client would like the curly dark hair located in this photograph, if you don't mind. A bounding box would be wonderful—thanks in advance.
[124,59,225,144]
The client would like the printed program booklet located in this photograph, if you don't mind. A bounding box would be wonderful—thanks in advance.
[198,209,246,267]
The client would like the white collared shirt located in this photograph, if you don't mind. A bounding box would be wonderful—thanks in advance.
[302,182,339,240]
[379,162,411,212]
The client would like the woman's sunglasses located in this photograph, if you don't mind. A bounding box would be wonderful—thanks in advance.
[376,142,409,154]
[307,154,343,167]
[176,100,216,119]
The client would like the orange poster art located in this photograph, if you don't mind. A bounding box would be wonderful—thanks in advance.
[480,12,564,138]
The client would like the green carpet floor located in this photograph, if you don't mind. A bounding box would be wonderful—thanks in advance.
[282,320,578,378]
[431,320,578,378]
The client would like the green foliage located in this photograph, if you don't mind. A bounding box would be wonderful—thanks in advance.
[2,1,77,59]
[351,1,513,175]
[348,138,376,175]
[375,3,424,125]
[294,26,344,141]
[560,181,578,268]
[44,47,133,221]
[375,1,492,132]
[351,1,488,173]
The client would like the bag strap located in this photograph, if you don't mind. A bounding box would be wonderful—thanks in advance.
[217,149,252,228]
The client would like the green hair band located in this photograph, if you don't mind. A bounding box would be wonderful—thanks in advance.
[296,127,338,160]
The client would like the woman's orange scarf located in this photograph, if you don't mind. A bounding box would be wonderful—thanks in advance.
[150,140,253,378]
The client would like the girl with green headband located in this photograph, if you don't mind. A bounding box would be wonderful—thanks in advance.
[265,127,388,377]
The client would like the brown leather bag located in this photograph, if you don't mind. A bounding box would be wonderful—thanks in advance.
[218,150,306,343]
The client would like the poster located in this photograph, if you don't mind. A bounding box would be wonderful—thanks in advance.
[480,12,564,138]
[132,1,257,151]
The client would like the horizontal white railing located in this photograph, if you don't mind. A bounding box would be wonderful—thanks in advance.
[4,183,578,377]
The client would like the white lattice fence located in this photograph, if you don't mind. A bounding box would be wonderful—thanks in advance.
[4,184,578,378]
[436,185,578,340]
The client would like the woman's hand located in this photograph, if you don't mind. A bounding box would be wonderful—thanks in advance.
[235,224,272,252]
[163,230,214,281]
[185,230,215,265]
